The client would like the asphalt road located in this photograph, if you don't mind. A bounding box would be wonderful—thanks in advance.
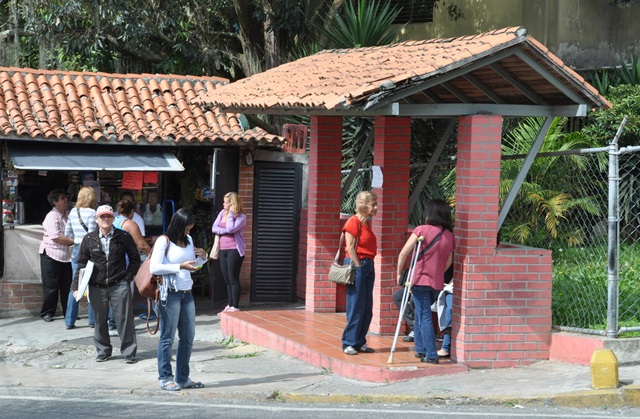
[3,393,640,419]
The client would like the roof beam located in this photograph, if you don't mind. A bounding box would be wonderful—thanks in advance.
[220,103,587,117]
[462,74,504,103]
[364,48,517,110]
[489,62,549,105]
[513,50,585,104]
[442,82,472,102]
[380,103,588,117]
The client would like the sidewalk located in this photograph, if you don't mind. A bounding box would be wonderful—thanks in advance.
[1,303,640,407]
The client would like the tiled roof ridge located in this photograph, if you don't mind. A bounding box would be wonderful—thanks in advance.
[316,26,525,54]
[0,66,230,85]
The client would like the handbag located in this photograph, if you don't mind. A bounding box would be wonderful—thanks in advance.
[328,219,361,286]
[400,227,446,286]
[328,262,356,285]
[209,234,220,260]
[134,235,169,334]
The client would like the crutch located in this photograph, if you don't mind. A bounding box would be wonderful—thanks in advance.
[388,236,424,364]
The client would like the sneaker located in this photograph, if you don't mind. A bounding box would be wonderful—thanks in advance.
[421,357,439,364]
[403,330,414,342]
[66,325,76,330]
[109,329,118,337]
[343,346,357,355]
[217,305,230,317]
[226,307,239,313]
[124,357,137,364]
[96,354,111,362]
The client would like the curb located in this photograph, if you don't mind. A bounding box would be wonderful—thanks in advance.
[282,385,640,408]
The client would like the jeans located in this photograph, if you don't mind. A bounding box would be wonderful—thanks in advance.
[412,285,440,359]
[157,290,196,386]
[442,291,453,352]
[219,249,244,308]
[341,258,375,349]
[65,245,95,327]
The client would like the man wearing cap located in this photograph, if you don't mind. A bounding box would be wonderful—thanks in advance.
[71,205,141,363]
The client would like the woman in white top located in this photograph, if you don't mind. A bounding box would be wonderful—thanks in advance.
[150,208,207,391]
[64,186,97,329]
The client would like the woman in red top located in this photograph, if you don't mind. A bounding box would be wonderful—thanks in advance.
[396,199,455,364]
[341,191,378,355]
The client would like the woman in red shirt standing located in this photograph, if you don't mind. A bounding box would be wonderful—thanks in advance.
[396,199,455,364]
[342,191,378,355]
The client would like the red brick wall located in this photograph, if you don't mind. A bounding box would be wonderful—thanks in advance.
[370,116,411,334]
[238,150,254,304]
[0,281,43,317]
[453,115,553,368]
[304,116,343,312]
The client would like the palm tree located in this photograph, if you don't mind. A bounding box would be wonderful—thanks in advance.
[441,117,605,248]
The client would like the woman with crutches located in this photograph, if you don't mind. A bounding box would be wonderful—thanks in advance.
[388,235,423,364]
[395,199,455,364]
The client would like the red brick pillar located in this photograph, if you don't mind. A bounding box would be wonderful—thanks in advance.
[370,116,411,334]
[305,116,343,312]
[238,151,254,304]
[453,115,552,368]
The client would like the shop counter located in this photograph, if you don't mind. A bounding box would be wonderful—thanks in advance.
[3,223,44,283]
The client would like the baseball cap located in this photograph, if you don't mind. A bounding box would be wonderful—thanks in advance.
[96,205,114,218]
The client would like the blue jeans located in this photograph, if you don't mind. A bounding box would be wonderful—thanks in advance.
[65,245,94,327]
[412,285,440,359]
[442,291,453,352]
[341,258,375,350]
[157,290,196,386]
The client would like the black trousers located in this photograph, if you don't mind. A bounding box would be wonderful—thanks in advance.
[219,249,244,308]
[40,252,72,318]
[392,287,415,331]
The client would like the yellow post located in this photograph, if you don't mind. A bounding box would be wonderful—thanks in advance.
[590,348,619,389]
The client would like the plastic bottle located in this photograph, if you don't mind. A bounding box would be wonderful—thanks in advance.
[152,205,163,226]
[143,204,153,225]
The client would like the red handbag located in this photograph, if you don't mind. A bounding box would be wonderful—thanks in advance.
[134,236,169,334]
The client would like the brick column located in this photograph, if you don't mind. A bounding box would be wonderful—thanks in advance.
[238,151,254,304]
[370,116,411,334]
[454,115,552,368]
[305,116,343,312]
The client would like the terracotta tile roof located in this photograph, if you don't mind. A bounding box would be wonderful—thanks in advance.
[0,67,283,146]
[199,27,611,115]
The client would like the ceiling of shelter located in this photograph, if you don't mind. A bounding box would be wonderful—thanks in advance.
[199,27,611,118]
[0,67,283,146]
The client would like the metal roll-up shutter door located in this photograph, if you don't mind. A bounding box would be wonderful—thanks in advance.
[251,162,302,302]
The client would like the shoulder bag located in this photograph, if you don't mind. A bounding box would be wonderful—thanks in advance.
[134,235,169,334]
[76,208,89,233]
[400,226,446,286]
[328,219,361,286]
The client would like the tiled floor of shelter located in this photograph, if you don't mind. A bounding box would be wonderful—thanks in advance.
[221,308,468,382]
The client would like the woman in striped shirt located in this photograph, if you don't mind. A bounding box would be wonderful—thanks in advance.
[63,186,97,329]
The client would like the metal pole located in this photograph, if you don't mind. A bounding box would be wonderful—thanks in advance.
[606,116,628,338]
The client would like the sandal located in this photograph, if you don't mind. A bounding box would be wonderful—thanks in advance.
[179,378,205,389]
[437,349,450,358]
[160,380,181,391]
